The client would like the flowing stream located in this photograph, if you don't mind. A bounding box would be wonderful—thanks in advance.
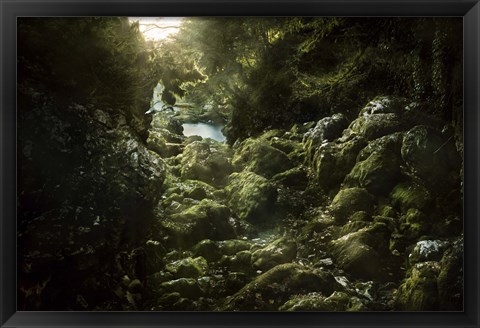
[182,122,226,142]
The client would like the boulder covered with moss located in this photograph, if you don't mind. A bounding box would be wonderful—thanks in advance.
[306,134,367,192]
[232,137,294,178]
[329,187,375,224]
[395,261,440,311]
[330,222,392,280]
[279,291,365,311]
[401,125,460,191]
[180,140,234,187]
[390,181,432,213]
[221,263,341,311]
[251,237,297,271]
[343,133,403,195]
[303,113,349,151]
[225,171,278,225]
[161,199,237,248]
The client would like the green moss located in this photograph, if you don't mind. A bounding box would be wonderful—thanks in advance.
[349,113,405,141]
[163,199,236,248]
[192,239,222,262]
[344,146,401,195]
[330,222,392,280]
[329,187,375,224]
[180,140,234,187]
[232,138,294,178]
[220,239,252,255]
[272,166,309,190]
[390,182,432,213]
[395,262,440,310]
[160,278,204,299]
[166,256,208,278]
[225,171,278,225]
[221,263,339,311]
[307,136,367,192]
[251,237,297,271]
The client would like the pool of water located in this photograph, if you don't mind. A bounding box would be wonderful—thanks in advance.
[182,122,226,142]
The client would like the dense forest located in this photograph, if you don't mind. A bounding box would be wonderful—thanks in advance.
[17,17,463,311]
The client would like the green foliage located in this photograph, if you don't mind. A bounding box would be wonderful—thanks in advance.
[19,18,154,109]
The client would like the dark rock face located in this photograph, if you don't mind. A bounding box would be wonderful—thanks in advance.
[303,113,349,150]
[401,125,460,191]
[18,95,166,310]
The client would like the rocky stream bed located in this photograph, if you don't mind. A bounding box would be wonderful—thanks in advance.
[18,94,463,311]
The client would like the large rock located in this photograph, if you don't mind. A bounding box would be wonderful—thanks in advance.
[232,138,294,178]
[329,188,375,224]
[162,199,237,248]
[225,171,278,225]
[437,237,463,310]
[408,240,449,266]
[303,113,349,150]
[251,237,297,271]
[221,263,341,311]
[350,113,405,141]
[350,97,410,141]
[358,96,408,116]
[330,223,392,280]
[395,261,440,311]
[344,133,403,195]
[401,125,460,191]
[279,291,364,311]
[166,257,208,278]
[307,135,367,192]
[390,181,432,213]
[180,140,234,187]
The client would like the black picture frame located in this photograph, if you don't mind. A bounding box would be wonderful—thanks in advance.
[1,0,479,327]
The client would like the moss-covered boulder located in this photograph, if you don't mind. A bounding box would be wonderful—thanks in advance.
[329,188,375,224]
[344,134,402,195]
[395,261,440,311]
[358,96,408,116]
[437,237,463,310]
[192,240,222,262]
[225,171,278,225]
[251,237,297,271]
[408,240,449,266]
[279,291,364,311]
[151,112,184,135]
[232,138,294,178]
[144,240,167,275]
[307,135,367,192]
[180,140,234,187]
[162,199,237,248]
[219,239,253,255]
[350,113,405,141]
[330,223,392,280]
[401,125,460,191]
[221,263,340,311]
[219,251,253,273]
[390,181,432,213]
[160,278,204,299]
[166,257,208,278]
[272,166,309,190]
[303,113,349,149]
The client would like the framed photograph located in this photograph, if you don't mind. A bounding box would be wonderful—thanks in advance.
[1,0,479,327]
